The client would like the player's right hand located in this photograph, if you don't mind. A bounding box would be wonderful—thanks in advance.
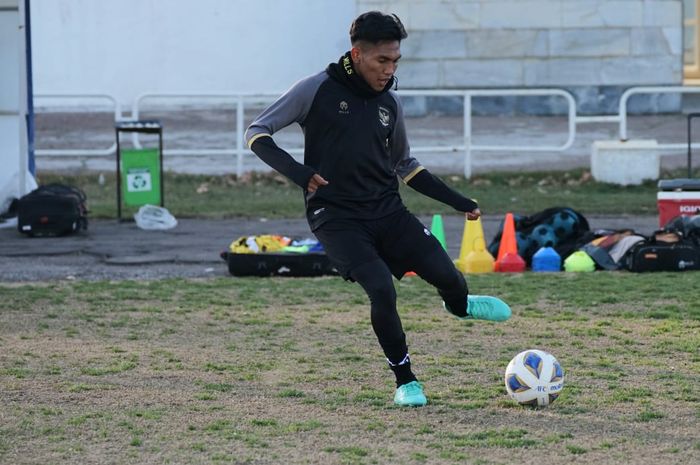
[307,174,329,193]
[466,208,481,220]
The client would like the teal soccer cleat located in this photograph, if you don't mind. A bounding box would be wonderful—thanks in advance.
[394,381,427,407]
[443,295,511,322]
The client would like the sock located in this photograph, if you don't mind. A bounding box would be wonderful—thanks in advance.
[388,353,417,387]
[438,272,469,318]
[444,296,468,318]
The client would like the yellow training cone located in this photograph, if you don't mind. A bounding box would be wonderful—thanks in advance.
[465,247,495,274]
[465,217,494,273]
[454,217,493,273]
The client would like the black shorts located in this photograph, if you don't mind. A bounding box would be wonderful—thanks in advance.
[313,209,444,280]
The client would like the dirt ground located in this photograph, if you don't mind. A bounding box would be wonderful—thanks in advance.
[0,214,659,282]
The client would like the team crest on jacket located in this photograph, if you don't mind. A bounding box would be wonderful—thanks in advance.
[378,106,390,127]
[339,101,350,114]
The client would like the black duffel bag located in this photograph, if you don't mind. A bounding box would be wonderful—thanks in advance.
[624,230,700,272]
[17,183,88,237]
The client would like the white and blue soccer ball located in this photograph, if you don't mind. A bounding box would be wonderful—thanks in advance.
[505,349,564,407]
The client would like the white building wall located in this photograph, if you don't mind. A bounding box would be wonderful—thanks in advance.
[359,0,682,87]
[30,0,683,113]
[31,0,357,107]
[361,0,683,113]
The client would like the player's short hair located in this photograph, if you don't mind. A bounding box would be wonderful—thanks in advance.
[350,11,407,45]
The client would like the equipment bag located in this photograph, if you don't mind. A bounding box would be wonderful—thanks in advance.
[17,183,88,237]
[221,251,337,277]
[488,207,590,265]
[662,214,700,242]
[580,229,646,270]
[625,231,700,272]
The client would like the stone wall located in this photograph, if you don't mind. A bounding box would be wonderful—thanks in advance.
[357,0,683,114]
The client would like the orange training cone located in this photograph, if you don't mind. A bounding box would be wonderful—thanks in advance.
[495,213,517,262]
[495,213,526,272]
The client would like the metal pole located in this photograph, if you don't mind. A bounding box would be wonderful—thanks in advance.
[618,91,629,141]
[463,94,472,179]
[688,113,699,178]
[159,125,164,206]
[18,0,28,197]
[688,114,692,179]
[116,127,122,220]
[24,0,35,177]
[236,96,244,178]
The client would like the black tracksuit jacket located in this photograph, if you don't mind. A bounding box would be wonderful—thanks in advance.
[245,54,477,231]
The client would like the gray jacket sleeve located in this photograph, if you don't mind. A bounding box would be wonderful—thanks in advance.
[244,72,327,188]
[390,91,424,182]
[245,71,327,147]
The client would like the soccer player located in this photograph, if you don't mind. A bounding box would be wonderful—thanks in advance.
[245,11,511,407]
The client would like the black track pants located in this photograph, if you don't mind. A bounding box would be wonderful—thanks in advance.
[349,249,468,364]
[315,210,470,364]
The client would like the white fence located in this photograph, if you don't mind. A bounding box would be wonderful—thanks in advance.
[34,86,694,178]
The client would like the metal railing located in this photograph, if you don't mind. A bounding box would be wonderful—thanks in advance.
[132,88,579,178]
[33,94,122,156]
[33,85,697,178]
[398,89,578,178]
[131,93,259,178]
[619,86,700,153]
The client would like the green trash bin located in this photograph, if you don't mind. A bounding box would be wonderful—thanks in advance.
[115,120,164,220]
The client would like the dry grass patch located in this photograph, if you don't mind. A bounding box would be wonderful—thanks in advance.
[1,273,698,464]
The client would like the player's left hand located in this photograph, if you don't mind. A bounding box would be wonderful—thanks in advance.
[466,208,481,221]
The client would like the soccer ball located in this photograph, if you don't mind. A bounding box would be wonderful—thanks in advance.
[504,349,564,407]
[531,224,557,248]
[549,209,579,239]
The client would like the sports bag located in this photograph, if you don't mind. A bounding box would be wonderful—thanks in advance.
[221,251,337,277]
[662,214,700,243]
[625,230,700,272]
[221,235,335,277]
[488,207,590,265]
[581,229,645,270]
[17,183,88,236]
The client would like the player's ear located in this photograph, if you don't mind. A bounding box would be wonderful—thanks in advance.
[350,45,362,63]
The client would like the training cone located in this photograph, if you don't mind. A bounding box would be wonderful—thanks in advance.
[454,217,476,272]
[454,217,493,273]
[430,214,447,250]
[532,246,561,272]
[465,218,494,273]
[495,213,526,272]
[564,251,596,272]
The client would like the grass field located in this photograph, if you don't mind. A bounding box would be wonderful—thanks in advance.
[37,168,700,219]
[1,273,698,464]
